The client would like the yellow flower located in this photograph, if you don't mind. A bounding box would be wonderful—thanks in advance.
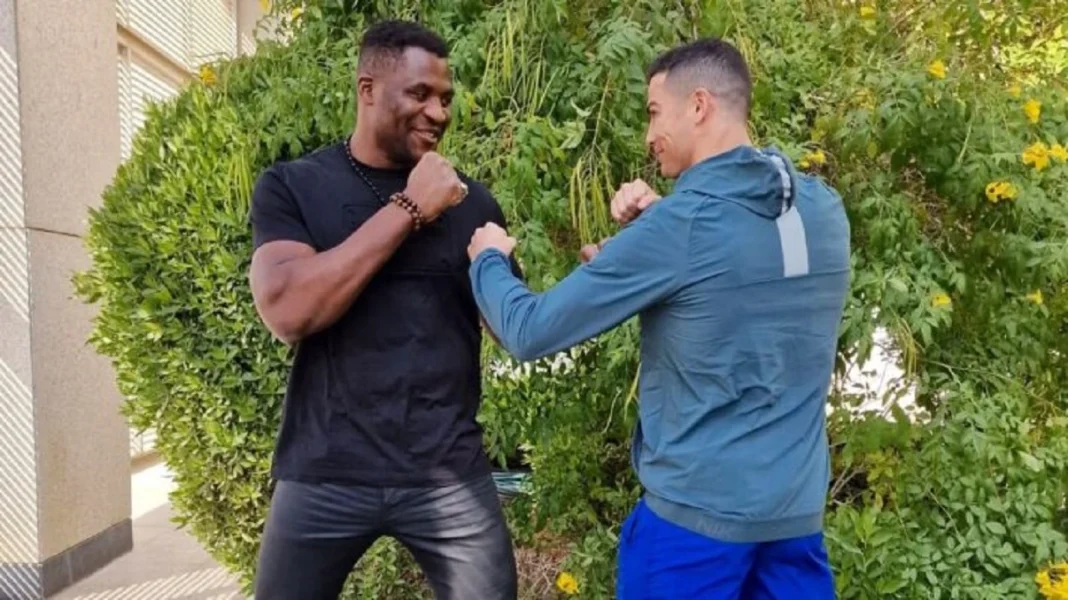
[1027,289,1044,305]
[1024,99,1042,124]
[931,292,952,308]
[800,149,827,169]
[556,572,579,595]
[985,180,1017,203]
[1036,562,1068,600]
[290,6,303,19]
[199,65,217,86]
[1009,84,1022,98]
[984,182,997,202]
[853,88,876,110]
[927,60,947,80]
[860,6,876,18]
[1051,144,1068,162]
[1022,142,1051,171]
[259,0,270,11]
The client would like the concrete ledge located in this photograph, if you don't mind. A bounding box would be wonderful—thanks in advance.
[41,518,133,597]
[0,519,132,599]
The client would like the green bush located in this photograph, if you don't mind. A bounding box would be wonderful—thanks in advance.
[76,1,1068,598]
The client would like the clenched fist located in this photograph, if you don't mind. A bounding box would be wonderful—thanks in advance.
[611,179,661,225]
[579,238,609,263]
[468,222,517,261]
[404,151,468,221]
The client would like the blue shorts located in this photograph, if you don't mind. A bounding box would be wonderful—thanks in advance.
[617,499,835,599]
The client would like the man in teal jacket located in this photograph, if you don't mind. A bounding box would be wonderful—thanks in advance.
[467,38,850,599]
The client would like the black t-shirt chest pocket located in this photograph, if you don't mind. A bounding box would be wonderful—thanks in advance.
[315,198,378,250]
[389,213,466,274]
[335,198,466,275]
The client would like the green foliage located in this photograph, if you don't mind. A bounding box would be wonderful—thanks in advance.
[76,0,1068,598]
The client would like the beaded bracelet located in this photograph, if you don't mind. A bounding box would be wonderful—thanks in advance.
[389,192,425,231]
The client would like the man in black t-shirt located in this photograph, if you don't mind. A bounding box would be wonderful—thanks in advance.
[248,20,518,600]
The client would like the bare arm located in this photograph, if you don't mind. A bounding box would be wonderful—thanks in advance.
[250,203,414,345]
[249,151,466,345]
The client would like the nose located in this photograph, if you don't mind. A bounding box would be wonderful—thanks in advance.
[644,125,655,150]
[425,97,448,127]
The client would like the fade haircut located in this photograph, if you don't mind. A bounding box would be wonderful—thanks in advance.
[647,38,752,118]
[357,20,449,75]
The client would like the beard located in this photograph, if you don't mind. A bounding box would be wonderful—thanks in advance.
[376,128,418,168]
[375,120,445,168]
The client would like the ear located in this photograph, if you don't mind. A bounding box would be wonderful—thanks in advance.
[356,74,375,106]
[692,88,716,125]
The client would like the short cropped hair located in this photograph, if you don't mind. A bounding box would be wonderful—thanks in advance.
[357,20,449,75]
[647,38,752,117]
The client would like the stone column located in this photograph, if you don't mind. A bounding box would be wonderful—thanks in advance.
[0,0,131,598]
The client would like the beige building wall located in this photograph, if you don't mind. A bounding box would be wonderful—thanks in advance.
[0,0,37,598]
[16,0,131,563]
[0,0,264,597]
[0,0,130,596]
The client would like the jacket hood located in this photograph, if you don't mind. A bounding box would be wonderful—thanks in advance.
[673,145,799,219]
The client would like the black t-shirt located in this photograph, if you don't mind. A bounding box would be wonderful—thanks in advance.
[249,142,516,487]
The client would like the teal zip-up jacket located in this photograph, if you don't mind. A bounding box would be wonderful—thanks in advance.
[469,145,851,543]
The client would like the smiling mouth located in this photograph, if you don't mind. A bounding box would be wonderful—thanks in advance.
[415,130,441,144]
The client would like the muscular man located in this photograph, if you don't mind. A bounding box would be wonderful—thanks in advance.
[467,38,849,599]
[248,20,518,600]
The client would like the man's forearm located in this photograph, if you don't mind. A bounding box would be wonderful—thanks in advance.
[259,204,414,343]
[469,215,683,362]
[470,250,607,361]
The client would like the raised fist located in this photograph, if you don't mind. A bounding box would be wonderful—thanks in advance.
[611,179,661,225]
[404,151,468,221]
[468,222,517,261]
[579,238,610,263]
